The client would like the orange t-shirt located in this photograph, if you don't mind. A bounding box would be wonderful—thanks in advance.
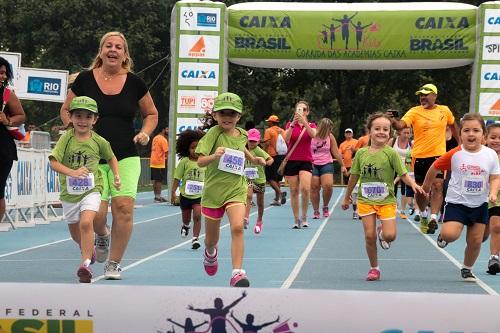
[150,135,168,168]
[401,104,454,158]
[263,125,284,157]
[339,138,358,168]
[355,135,369,150]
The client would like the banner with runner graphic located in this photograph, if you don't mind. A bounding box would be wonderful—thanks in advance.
[227,2,477,69]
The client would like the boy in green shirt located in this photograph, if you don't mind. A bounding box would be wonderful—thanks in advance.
[49,96,120,283]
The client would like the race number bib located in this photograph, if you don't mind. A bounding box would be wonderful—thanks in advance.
[361,182,389,201]
[462,177,484,195]
[185,180,204,195]
[218,148,245,175]
[67,173,95,195]
[244,167,258,179]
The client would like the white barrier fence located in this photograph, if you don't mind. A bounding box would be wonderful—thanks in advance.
[2,147,62,231]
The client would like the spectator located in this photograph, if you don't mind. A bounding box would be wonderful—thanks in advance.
[150,125,169,202]
[339,128,358,184]
[262,115,286,206]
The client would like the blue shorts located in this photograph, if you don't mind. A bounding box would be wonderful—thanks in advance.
[443,202,489,226]
[312,162,334,177]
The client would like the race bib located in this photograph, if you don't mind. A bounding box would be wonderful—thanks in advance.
[244,167,258,179]
[218,148,245,175]
[67,173,95,195]
[361,182,389,201]
[185,180,204,195]
[462,177,484,195]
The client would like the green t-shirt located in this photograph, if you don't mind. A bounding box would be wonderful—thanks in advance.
[195,125,248,208]
[245,146,270,185]
[351,145,406,205]
[174,157,206,199]
[50,129,114,203]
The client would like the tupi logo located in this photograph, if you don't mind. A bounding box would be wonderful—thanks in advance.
[181,70,216,79]
[189,37,206,57]
[239,16,291,28]
[415,16,469,29]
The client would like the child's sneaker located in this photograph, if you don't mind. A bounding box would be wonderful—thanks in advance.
[436,234,448,248]
[414,214,420,222]
[377,226,390,250]
[243,218,249,229]
[203,248,218,276]
[419,216,428,233]
[104,261,122,280]
[323,206,330,218]
[254,221,263,234]
[487,256,500,275]
[77,265,92,283]
[461,268,476,282]
[292,218,301,229]
[301,218,309,228]
[313,210,320,219]
[181,224,190,238]
[230,270,250,287]
[427,218,438,234]
[191,237,201,250]
[352,211,359,220]
[280,191,287,205]
[366,268,380,281]
[94,233,110,263]
[399,211,407,219]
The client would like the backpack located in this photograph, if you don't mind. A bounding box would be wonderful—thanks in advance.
[276,130,287,155]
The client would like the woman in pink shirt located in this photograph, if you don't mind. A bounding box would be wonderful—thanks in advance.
[283,101,317,228]
[311,118,347,219]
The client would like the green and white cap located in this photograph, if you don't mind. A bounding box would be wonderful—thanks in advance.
[69,96,98,114]
[213,92,243,113]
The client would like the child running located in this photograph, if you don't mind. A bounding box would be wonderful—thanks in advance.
[49,96,120,283]
[170,129,205,250]
[486,122,500,275]
[342,113,423,281]
[196,92,266,287]
[244,128,273,234]
[425,113,500,281]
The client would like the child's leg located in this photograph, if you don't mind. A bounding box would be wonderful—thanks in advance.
[464,223,486,268]
[320,173,333,209]
[380,218,397,243]
[287,175,300,219]
[256,191,265,221]
[489,215,500,255]
[361,214,378,268]
[182,208,192,227]
[68,223,81,245]
[79,210,97,263]
[310,175,321,212]
[204,216,221,254]
[298,170,312,220]
[226,203,246,270]
[440,221,464,243]
[192,204,201,238]
[245,185,253,219]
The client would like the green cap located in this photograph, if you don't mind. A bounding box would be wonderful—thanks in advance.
[213,92,243,113]
[415,83,438,95]
[69,96,98,114]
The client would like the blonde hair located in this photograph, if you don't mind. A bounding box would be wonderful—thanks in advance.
[316,118,334,140]
[88,31,133,72]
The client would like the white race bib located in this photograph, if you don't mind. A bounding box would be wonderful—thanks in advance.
[218,148,245,175]
[361,182,389,201]
[244,167,258,179]
[462,177,484,195]
[185,180,204,195]
[67,173,95,195]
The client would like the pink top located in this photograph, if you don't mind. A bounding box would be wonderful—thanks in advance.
[285,121,317,162]
[312,135,333,165]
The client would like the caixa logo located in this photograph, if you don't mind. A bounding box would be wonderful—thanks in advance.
[181,70,216,79]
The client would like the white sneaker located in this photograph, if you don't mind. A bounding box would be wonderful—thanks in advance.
[104,261,122,280]
[94,233,110,263]
[377,226,390,250]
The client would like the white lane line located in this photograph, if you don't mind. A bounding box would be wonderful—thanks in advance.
[281,188,345,289]
[404,215,498,295]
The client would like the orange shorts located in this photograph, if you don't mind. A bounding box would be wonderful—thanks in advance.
[357,202,397,220]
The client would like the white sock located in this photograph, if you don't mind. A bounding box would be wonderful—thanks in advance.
[430,213,438,221]
[82,259,91,267]
[206,247,216,256]
[421,210,428,218]
[371,266,379,270]
[490,254,499,260]
[462,265,473,270]
[232,268,245,276]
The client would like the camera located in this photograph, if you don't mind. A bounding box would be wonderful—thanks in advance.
[387,109,399,118]
[296,106,304,116]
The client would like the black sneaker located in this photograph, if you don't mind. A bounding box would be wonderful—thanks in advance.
[191,237,201,250]
[436,234,448,248]
[280,192,287,205]
[427,218,438,234]
[461,268,476,282]
[414,215,420,222]
[181,225,190,238]
[487,257,500,275]
[409,207,415,216]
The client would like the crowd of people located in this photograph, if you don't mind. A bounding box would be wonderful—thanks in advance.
[2,33,500,287]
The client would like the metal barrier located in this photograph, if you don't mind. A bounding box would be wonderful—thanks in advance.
[139,158,152,186]
[30,131,51,149]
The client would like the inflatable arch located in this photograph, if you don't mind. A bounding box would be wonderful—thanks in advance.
[168,0,500,184]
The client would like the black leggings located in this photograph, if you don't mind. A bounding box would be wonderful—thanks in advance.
[0,158,13,199]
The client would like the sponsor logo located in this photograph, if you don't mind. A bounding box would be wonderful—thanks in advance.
[415,16,469,29]
[177,90,217,114]
[0,319,93,333]
[179,7,220,31]
[197,13,216,27]
[485,43,500,53]
[27,77,61,96]
[181,70,216,79]
[485,9,500,32]
[178,63,219,87]
[484,71,500,80]
[234,37,291,50]
[239,15,291,28]
[189,37,206,57]
[489,99,500,116]
[180,95,196,108]
[410,38,467,51]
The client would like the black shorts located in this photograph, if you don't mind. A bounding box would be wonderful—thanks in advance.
[414,156,443,184]
[284,160,313,177]
[443,202,489,226]
[151,167,166,181]
[489,206,500,219]
[265,155,284,182]
[180,194,201,210]
[0,158,14,200]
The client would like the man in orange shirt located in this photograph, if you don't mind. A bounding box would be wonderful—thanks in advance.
[392,83,459,234]
[338,128,358,185]
[150,125,169,202]
[262,115,287,206]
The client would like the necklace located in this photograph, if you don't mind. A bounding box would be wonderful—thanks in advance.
[101,69,119,81]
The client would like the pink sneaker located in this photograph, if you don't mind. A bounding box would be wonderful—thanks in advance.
[313,210,320,219]
[366,268,380,281]
[323,207,330,218]
[77,265,93,283]
[203,248,218,276]
[230,271,250,287]
[254,221,263,234]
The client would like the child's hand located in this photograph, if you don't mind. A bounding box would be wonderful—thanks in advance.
[71,166,89,178]
[394,176,400,184]
[255,157,266,166]
[413,184,426,196]
[170,193,176,205]
[340,166,348,176]
[113,175,121,190]
[490,192,497,204]
[341,196,350,210]
[213,147,225,159]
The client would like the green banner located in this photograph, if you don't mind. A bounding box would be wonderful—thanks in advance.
[228,9,476,61]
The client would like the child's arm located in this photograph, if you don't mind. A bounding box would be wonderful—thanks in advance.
[330,134,347,175]
[421,165,440,194]
[166,318,184,329]
[197,147,225,167]
[489,174,500,204]
[400,172,425,195]
[230,311,244,326]
[265,156,274,166]
[107,156,121,190]
[342,174,359,210]
[244,148,266,166]
[49,158,89,178]
[170,179,180,204]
